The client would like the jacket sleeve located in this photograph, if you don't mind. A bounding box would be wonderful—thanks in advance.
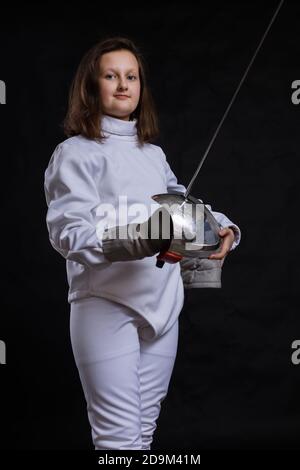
[44,142,112,270]
[160,147,187,194]
[160,147,241,251]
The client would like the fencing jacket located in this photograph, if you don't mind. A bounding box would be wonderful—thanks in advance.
[44,114,241,340]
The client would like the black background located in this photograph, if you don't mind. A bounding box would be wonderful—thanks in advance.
[0,0,299,450]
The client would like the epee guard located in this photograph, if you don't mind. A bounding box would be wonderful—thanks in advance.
[151,192,222,268]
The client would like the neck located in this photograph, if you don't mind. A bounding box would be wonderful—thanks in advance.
[101,113,138,139]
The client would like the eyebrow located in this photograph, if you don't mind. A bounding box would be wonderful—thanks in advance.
[104,68,138,73]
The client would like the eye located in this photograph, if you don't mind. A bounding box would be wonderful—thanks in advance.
[104,74,137,80]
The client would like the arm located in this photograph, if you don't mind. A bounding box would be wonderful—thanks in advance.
[160,147,187,195]
[44,142,112,270]
[160,147,241,250]
[159,147,241,287]
[44,143,172,267]
[204,205,241,251]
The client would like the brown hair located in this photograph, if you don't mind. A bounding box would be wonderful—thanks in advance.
[62,36,159,145]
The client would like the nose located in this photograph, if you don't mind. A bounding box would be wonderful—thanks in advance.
[117,76,128,91]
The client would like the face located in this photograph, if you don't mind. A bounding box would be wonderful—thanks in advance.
[98,49,141,121]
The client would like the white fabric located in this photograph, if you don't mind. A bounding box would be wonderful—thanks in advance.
[70,295,178,450]
[44,114,241,339]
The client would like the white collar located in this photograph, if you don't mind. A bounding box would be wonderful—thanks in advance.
[101,114,138,137]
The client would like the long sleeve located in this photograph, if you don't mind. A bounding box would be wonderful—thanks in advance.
[160,147,241,251]
[44,142,112,270]
[160,147,187,195]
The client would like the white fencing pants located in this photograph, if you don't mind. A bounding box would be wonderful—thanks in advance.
[70,296,179,450]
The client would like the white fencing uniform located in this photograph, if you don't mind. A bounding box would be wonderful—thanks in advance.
[44,114,241,449]
[70,296,178,450]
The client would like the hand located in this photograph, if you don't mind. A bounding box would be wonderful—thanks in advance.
[101,206,172,262]
[208,227,235,266]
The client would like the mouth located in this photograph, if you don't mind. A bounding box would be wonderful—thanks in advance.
[114,95,130,99]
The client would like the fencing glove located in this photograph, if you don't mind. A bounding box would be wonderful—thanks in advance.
[101,206,173,262]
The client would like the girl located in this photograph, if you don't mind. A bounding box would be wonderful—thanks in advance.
[44,36,241,450]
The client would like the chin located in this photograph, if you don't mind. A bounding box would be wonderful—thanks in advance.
[113,109,134,119]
